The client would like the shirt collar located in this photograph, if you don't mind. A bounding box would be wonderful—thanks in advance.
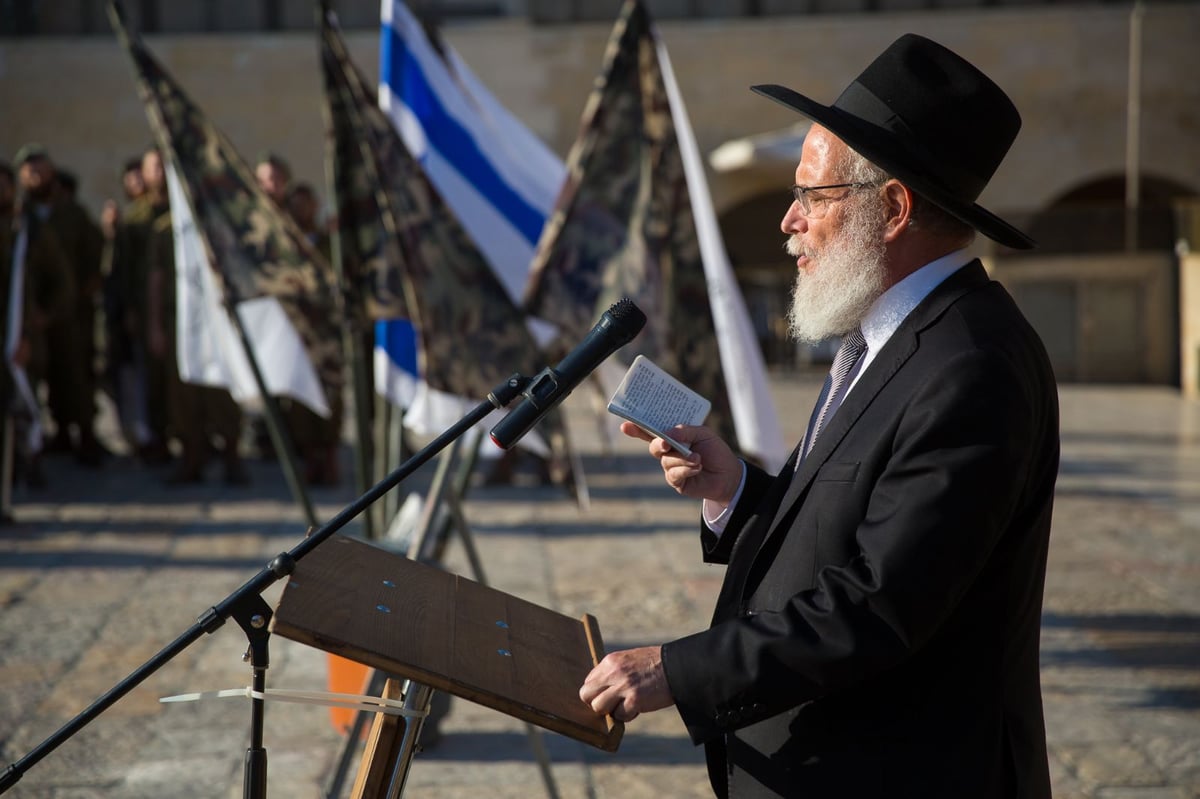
[860,249,972,354]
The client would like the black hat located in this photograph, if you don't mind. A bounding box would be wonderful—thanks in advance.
[752,34,1033,249]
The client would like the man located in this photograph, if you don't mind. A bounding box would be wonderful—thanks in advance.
[285,182,327,254]
[254,152,291,208]
[103,148,171,462]
[0,161,72,491]
[15,143,106,465]
[145,204,248,486]
[248,151,293,461]
[580,34,1059,798]
[282,182,343,485]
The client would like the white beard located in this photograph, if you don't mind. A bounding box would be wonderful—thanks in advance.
[785,199,888,343]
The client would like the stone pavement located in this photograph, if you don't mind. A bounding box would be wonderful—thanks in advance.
[0,376,1198,798]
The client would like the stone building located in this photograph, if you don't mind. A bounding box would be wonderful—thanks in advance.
[2,0,1197,384]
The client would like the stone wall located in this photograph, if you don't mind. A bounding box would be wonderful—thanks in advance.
[1,4,1196,218]
[2,4,1197,384]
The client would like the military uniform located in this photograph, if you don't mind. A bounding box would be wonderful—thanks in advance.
[145,212,247,485]
[28,195,106,462]
[106,193,170,458]
[0,209,73,487]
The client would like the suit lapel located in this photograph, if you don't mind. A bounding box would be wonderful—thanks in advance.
[761,261,992,549]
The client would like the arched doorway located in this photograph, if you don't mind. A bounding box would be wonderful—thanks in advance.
[1018,174,1195,254]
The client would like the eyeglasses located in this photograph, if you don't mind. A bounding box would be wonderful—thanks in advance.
[789,181,879,219]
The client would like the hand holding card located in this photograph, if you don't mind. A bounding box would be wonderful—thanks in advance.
[606,356,711,456]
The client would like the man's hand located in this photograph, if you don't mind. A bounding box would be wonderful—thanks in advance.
[621,422,742,506]
[580,645,673,722]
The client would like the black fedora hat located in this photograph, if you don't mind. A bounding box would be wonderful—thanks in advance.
[752,33,1034,250]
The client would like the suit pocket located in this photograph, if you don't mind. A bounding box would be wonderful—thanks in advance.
[814,460,859,483]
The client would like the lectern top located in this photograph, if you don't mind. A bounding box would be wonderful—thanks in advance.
[270,534,623,751]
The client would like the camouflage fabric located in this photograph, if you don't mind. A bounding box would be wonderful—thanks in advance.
[318,12,407,328]
[319,9,542,401]
[523,0,735,446]
[107,0,344,414]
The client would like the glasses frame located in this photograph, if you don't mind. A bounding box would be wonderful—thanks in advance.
[789,181,880,218]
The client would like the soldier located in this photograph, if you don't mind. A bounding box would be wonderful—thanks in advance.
[14,143,106,466]
[247,151,294,462]
[55,169,79,203]
[145,206,248,486]
[284,182,342,485]
[0,161,73,491]
[104,148,170,463]
[121,157,145,204]
[254,152,291,208]
[99,156,144,444]
[286,182,327,253]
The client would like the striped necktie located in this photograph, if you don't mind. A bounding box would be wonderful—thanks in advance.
[801,327,868,460]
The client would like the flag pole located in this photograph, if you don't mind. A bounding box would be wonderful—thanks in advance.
[223,298,319,528]
[319,0,377,540]
[325,226,378,540]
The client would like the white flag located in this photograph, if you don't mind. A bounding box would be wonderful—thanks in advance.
[167,163,331,418]
[657,36,788,472]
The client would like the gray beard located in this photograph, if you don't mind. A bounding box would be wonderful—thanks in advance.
[785,201,888,343]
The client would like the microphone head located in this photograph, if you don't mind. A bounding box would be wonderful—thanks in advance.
[605,298,647,345]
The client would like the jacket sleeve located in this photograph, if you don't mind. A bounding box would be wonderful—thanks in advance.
[698,461,775,564]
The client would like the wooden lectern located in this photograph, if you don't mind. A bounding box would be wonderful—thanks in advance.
[270,534,623,795]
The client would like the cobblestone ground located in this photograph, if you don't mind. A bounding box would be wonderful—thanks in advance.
[0,377,1197,798]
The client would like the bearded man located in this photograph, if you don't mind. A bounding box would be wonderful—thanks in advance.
[580,34,1059,799]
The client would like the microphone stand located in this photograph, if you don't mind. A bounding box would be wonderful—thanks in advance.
[0,374,530,798]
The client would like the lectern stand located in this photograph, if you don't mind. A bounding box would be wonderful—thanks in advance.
[271,534,623,796]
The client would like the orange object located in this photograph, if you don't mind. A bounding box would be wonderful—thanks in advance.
[326,653,371,734]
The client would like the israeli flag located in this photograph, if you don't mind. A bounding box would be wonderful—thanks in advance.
[375,0,564,430]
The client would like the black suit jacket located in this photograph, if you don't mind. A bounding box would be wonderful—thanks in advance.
[661,262,1058,798]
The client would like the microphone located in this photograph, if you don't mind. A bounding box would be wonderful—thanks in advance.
[490,298,647,450]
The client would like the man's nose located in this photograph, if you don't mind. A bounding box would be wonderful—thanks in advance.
[781,201,808,235]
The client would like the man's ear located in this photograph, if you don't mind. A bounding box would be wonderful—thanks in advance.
[881,180,913,243]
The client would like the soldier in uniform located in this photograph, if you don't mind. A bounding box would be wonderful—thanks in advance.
[145,205,249,486]
[284,182,343,485]
[104,148,171,462]
[247,151,294,462]
[0,161,73,491]
[14,143,106,466]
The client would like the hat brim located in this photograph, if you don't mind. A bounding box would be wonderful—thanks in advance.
[752,84,1034,250]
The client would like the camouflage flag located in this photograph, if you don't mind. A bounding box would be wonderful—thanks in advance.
[108,0,343,416]
[319,8,545,406]
[318,8,407,325]
[523,0,738,448]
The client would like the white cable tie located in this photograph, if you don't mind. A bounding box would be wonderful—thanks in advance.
[159,686,429,718]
